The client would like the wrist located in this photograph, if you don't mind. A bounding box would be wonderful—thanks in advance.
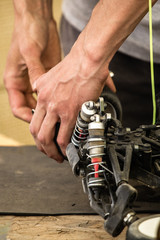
[74,0,157,82]
[70,31,109,85]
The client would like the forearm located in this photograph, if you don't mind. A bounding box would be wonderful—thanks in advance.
[13,0,53,20]
[11,0,61,77]
[74,0,157,80]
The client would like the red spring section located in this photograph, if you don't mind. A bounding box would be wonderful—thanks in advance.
[92,157,102,178]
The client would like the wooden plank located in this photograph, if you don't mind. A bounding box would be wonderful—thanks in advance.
[0,215,128,240]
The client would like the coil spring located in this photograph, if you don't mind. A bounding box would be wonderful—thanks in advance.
[87,140,106,188]
[71,115,88,147]
[87,140,106,159]
[87,161,106,188]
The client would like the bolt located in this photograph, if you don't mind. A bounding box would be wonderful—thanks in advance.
[86,101,94,110]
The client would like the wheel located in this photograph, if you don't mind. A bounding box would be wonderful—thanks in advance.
[101,87,123,121]
[126,214,160,240]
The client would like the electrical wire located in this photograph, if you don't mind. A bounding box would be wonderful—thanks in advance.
[149,0,156,124]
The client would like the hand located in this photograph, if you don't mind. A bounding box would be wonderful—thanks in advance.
[105,74,116,93]
[4,12,61,123]
[29,41,110,162]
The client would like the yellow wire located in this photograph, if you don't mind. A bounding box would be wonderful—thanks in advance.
[149,0,156,124]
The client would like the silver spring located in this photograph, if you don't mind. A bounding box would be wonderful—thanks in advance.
[71,100,97,147]
[87,162,106,188]
[87,145,106,158]
[88,177,105,188]
[71,116,88,147]
[87,139,106,158]
[86,130,106,189]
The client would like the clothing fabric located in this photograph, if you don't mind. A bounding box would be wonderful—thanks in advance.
[60,15,160,129]
[60,15,80,56]
[109,52,160,128]
[62,0,160,63]
[62,0,98,32]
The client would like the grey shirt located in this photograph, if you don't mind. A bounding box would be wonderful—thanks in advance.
[62,0,160,63]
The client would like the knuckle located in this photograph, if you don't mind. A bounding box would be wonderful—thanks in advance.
[60,112,70,123]
[37,132,51,146]
[11,107,18,117]
[11,107,23,120]
[47,102,55,113]
[37,133,46,145]
[57,138,67,150]
[38,91,47,104]
[47,102,57,113]
[29,124,38,137]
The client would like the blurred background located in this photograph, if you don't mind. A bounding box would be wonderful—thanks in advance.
[0,0,62,145]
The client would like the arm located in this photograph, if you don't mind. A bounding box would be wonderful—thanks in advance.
[30,0,157,161]
[28,0,157,161]
[4,0,61,122]
[82,0,155,64]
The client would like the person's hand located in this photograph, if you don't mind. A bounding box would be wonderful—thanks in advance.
[29,37,112,162]
[4,10,61,123]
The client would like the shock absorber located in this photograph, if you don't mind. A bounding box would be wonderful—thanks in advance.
[70,97,107,200]
[87,114,106,192]
[71,101,97,147]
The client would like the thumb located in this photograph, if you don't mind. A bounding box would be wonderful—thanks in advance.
[105,73,116,93]
[26,58,46,87]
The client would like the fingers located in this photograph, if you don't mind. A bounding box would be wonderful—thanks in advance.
[3,38,38,123]
[7,88,35,123]
[26,93,37,110]
[30,104,46,134]
[57,118,76,156]
[26,58,46,87]
[105,74,116,92]
[30,105,64,163]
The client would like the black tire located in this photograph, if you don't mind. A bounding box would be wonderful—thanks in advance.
[101,87,123,121]
[126,214,160,240]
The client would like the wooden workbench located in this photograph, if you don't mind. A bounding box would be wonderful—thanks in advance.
[0,215,128,240]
